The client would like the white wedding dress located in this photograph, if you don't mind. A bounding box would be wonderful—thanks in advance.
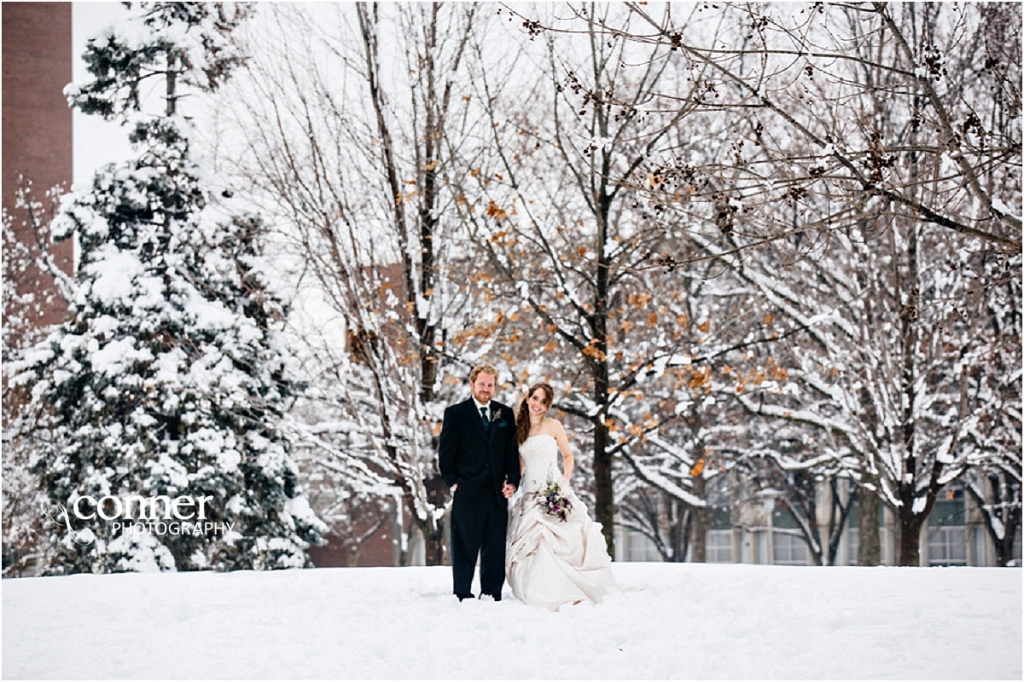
[506,434,617,609]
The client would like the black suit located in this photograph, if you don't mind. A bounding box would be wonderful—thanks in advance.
[438,398,521,599]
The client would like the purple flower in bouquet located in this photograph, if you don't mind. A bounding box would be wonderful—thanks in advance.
[536,481,573,522]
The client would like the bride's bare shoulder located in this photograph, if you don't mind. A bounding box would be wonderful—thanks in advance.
[542,417,566,436]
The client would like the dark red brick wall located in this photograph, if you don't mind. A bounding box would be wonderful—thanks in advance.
[3,2,74,331]
[308,529,398,568]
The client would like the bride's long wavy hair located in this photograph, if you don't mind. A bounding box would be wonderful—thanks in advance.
[515,383,554,446]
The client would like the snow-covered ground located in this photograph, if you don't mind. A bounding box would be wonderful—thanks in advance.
[2,563,1020,679]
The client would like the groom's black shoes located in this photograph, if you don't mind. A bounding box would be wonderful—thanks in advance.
[480,592,502,602]
[456,593,475,602]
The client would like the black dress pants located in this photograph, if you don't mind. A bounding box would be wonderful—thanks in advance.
[450,489,508,598]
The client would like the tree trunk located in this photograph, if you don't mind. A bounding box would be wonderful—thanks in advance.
[897,510,924,566]
[422,473,447,566]
[994,520,1020,568]
[858,485,882,566]
[670,500,689,562]
[967,474,1022,568]
[689,475,707,563]
[422,526,444,566]
[592,178,615,557]
[677,506,692,563]
[593,418,615,557]
[826,477,854,566]
[799,472,824,566]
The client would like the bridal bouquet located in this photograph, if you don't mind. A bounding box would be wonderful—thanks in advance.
[536,481,573,522]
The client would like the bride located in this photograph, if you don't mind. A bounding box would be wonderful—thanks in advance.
[506,382,617,609]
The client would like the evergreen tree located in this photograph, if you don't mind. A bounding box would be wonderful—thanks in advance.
[6,2,324,573]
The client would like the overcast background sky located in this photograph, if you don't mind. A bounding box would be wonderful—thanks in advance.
[72,2,133,184]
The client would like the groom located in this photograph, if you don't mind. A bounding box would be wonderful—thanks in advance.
[438,364,520,601]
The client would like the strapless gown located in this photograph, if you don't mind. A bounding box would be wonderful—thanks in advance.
[506,434,616,609]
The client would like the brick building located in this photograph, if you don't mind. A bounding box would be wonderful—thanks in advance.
[2,3,74,332]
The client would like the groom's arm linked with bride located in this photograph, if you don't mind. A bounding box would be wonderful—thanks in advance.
[438,364,520,601]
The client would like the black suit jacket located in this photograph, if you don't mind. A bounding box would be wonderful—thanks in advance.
[438,398,521,501]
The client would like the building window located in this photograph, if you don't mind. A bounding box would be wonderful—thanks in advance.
[971,525,985,567]
[706,529,732,563]
[623,530,663,562]
[927,526,966,566]
[773,531,808,565]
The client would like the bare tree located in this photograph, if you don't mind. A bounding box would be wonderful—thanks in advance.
[220,3,499,564]
[446,3,802,559]
[719,215,1020,565]
[529,2,1021,565]
[615,2,1020,255]
[210,1,1018,568]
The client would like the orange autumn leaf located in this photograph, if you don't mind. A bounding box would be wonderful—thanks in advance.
[485,200,507,220]
[630,292,652,308]
[687,366,710,389]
